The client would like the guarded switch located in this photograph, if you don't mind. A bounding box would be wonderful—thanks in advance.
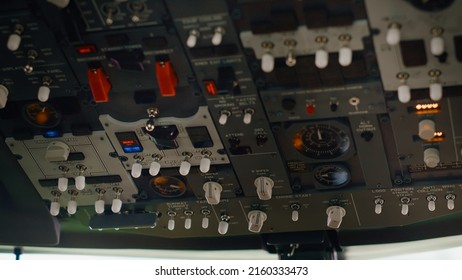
[155,59,178,97]
[87,67,111,103]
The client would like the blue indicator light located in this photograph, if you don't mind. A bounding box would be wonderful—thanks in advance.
[43,130,62,138]
[123,146,142,153]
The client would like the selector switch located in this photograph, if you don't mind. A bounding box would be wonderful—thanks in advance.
[45,141,70,162]
[219,110,231,125]
[418,119,436,140]
[424,147,440,168]
[248,210,267,233]
[203,181,223,205]
[401,197,410,216]
[243,108,254,124]
[254,176,274,200]
[218,214,230,235]
[326,206,346,229]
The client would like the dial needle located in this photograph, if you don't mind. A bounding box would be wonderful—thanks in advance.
[170,184,181,189]
[317,129,323,140]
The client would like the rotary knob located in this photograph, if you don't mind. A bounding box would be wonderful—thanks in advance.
[254,176,274,200]
[248,210,267,233]
[203,181,223,205]
[326,206,346,229]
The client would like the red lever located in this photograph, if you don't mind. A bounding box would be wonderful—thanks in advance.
[155,60,178,96]
[87,67,111,103]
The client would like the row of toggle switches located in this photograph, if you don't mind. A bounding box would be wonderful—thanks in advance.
[260,36,354,73]
[186,27,226,48]
[374,193,456,215]
[49,187,124,216]
[164,206,347,235]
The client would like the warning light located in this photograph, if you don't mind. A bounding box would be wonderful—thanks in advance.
[75,45,97,54]
[203,80,218,96]
[115,132,143,153]
[411,103,441,114]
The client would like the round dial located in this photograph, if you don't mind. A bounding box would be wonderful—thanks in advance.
[150,176,186,198]
[293,124,350,159]
[23,102,61,128]
[313,164,351,188]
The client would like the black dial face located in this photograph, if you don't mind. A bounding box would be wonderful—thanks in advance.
[313,164,351,188]
[150,176,186,198]
[293,124,350,159]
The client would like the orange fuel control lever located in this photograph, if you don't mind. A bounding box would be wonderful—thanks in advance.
[87,67,111,103]
[155,60,178,96]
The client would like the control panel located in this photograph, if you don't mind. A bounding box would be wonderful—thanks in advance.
[1,0,462,246]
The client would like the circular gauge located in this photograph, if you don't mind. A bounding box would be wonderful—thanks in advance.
[313,164,351,189]
[150,176,187,198]
[293,124,350,159]
[22,102,61,128]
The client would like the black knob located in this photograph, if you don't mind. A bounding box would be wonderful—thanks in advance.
[281,97,296,111]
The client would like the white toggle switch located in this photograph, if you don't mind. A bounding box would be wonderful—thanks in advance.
[261,53,275,73]
[219,111,230,125]
[429,82,443,101]
[7,33,21,51]
[67,200,77,215]
[111,198,122,213]
[427,195,437,212]
[202,217,209,229]
[179,160,191,176]
[50,201,60,216]
[168,218,175,231]
[374,198,384,214]
[431,36,445,56]
[326,206,346,229]
[200,157,211,173]
[149,161,161,176]
[401,204,409,216]
[186,30,199,48]
[218,220,229,235]
[418,119,436,140]
[375,203,383,215]
[446,194,456,210]
[397,84,411,103]
[58,177,68,192]
[0,85,9,109]
[75,175,85,191]
[203,181,223,205]
[291,210,299,222]
[131,162,142,178]
[47,0,70,8]
[243,108,254,124]
[338,46,352,67]
[184,217,192,229]
[38,86,50,102]
[95,199,105,214]
[254,176,274,200]
[45,141,70,162]
[315,49,329,69]
[248,210,267,233]
[424,148,440,168]
[386,24,401,46]
[212,27,224,46]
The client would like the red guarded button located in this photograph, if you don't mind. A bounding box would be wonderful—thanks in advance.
[156,60,178,96]
[87,67,111,103]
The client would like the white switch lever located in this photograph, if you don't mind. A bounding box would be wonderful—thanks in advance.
[248,210,267,233]
[446,194,456,210]
[186,29,199,48]
[386,23,401,46]
[67,199,77,215]
[50,191,61,216]
[203,181,223,205]
[427,195,436,212]
[254,176,274,200]
[326,206,346,229]
[131,162,142,178]
[261,53,274,73]
[7,24,23,51]
[429,82,443,101]
[212,27,224,46]
[95,200,105,214]
[315,49,329,69]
